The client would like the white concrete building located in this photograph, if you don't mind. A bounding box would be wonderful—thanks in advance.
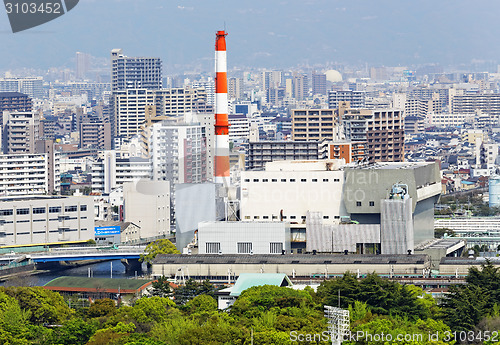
[198,221,291,255]
[0,195,94,246]
[148,122,207,184]
[241,160,347,223]
[228,115,250,141]
[0,153,60,196]
[123,180,170,238]
[112,89,155,138]
[91,151,152,194]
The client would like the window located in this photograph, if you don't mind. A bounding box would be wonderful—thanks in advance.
[80,205,87,212]
[290,216,296,219]
[334,216,340,219]
[281,179,286,182]
[263,215,269,219]
[206,242,221,254]
[237,242,252,254]
[356,202,362,207]
[290,179,296,182]
[272,179,277,182]
[65,206,78,212]
[244,216,250,220]
[334,178,340,182]
[16,208,29,215]
[369,201,375,207]
[301,216,307,220]
[301,179,307,182]
[33,207,46,214]
[312,179,318,182]
[244,179,250,182]
[270,242,283,254]
[262,179,268,182]
[254,216,260,219]
[49,207,61,213]
[323,215,329,219]
[323,179,329,182]
[253,179,259,182]
[0,209,13,216]
[272,215,278,219]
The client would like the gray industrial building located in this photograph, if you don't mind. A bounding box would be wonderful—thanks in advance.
[198,221,291,255]
[152,254,431,281]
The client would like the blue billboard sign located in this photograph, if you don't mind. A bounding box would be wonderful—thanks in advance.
[94,226,121,236]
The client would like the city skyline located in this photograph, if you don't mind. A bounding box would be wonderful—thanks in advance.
[1,0,500,73]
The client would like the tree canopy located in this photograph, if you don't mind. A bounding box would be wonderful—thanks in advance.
[139,239,180,264]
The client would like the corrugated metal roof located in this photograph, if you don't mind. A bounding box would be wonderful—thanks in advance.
[230,273,292,296]
[43,276,152,292]
[153,254,429,265]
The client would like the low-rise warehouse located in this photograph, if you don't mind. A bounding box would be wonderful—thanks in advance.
[152,254,430,281]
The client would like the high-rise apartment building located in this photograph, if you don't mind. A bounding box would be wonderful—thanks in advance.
[451,94,500,121]
[155,87,210,118]
[91,150,152,194]
[292,109,339,141]
[147,122,207,184]
[328,90,366,109]
[341,105,404,162]
[80,122,112,150]
[111,49,162,92]
[112,89,155,138]
[228,77,242,100]
[0,79,43,99]
[261,71,282,91]
[312,72,327,96]
[76,52,91,80]
[0,92,32,114]
[190,80,215,105]
[2,111,38,154]
[292,74,308,101]
[0,153,60,196]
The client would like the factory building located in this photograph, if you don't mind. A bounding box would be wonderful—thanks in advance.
[240,160,441,255]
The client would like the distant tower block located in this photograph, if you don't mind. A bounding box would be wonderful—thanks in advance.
[490,171,500,208]
[214,30,230,185]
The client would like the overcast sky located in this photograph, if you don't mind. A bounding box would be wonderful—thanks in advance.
[1,0,499,72]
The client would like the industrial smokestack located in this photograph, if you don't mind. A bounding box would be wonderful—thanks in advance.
[214,30,230,185]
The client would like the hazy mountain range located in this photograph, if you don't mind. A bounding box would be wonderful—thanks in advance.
[1,0,499,73]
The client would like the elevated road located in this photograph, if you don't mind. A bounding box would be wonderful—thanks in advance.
[26,246,146,263]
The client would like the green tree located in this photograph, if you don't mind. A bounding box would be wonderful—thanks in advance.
[1,286,73,325]
[435,227,455,238]
[51,318,99,345]
[129,296,176,323]
[140,239,179,264]
[183,294,217,315]
[150,276,173,298]
[316,273,429,320]
[173,279,217,306]
[443,262,500,331]
[87,299,117,318]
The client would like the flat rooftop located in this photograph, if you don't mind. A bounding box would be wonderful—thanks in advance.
[153,254,429,265]
[43,276,152,293]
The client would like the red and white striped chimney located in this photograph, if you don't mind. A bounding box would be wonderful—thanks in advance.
[214,30,230,185]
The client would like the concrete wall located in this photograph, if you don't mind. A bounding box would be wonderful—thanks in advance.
[198,221,291,255]
[123,180,170,238]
